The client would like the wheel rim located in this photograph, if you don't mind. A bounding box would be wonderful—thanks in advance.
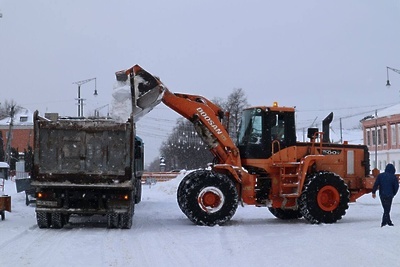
[317,185,340,212]
[198,186,224,213]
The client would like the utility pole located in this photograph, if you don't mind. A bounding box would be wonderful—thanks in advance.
[72,78,98,117]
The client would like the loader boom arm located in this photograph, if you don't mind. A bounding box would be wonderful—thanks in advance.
[125,65,242,167]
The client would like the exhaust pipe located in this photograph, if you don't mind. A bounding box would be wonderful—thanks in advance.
[322,112,333,143]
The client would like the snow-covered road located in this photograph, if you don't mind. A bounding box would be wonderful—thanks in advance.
[1,174,399,267]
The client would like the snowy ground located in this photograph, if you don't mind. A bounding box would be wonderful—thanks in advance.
[0,173,399,267]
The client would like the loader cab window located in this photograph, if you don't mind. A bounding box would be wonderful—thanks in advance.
[267,111,296,150]
[237,108,268,159]
[271,116,285,142]
[237,108,296,159]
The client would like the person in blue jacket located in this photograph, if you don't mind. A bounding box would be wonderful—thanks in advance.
[372,163,399,227]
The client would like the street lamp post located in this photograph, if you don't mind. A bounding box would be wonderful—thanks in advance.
[386,66,400,87]
[73,78,98,117]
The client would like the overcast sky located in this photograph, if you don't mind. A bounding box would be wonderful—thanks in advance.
[1,1,400,165]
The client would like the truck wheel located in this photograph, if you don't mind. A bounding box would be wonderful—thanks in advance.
[51,213,64,229]
[299,171,349,224]
[135,179,142,204]
[37,211,51,228]
[107,213,119,229]
[268,207,302,220]
[119,211,133,229]
[182,170,238,226]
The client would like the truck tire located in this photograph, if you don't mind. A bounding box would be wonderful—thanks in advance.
[51,213,64,229]
[299,171,350,224]
[135,179,142,204]
[107,213,119,229]
[120,211,133,229]
[37,211,51,228]
[181,170,238,226]
[268,207,302,220]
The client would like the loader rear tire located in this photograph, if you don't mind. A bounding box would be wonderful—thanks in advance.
[299,171,349,224]
[180,170,238,226]
[268,207,302,220]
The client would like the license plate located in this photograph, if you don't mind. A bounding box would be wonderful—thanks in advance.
[36,200,58,207]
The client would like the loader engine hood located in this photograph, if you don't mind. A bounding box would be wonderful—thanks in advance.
[112,65,165,122]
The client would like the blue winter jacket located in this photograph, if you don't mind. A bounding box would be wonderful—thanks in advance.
[372,163,399,198]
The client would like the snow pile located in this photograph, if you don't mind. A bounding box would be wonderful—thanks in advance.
[1,174,399,267]
[110,79,131,123]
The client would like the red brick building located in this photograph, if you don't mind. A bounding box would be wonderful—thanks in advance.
[0,108,34,154]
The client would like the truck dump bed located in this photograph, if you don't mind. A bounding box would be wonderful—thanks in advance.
[31,112,140,229]
[33,116,133,185]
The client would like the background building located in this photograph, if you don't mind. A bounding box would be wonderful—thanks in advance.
[0,108,34,162]
[361,103,400,172]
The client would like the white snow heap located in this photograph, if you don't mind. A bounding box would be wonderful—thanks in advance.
[110,79,131,123]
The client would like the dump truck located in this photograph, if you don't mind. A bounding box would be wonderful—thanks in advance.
[119,64,377,226]
[31,112,144,229]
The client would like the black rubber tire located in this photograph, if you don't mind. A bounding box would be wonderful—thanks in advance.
[268,207,302,220]
[299,171,350,224]
[107,213,119,229]
[37,211,51,228]
[135,179,142,204]
[51,213,64,229]
[177,171,199,216]
[181,170,238,226]
[119,211,133,229]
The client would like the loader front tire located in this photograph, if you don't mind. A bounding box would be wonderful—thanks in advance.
[299,171,349,224]
[180,170,238,226]
[177,170,199,216]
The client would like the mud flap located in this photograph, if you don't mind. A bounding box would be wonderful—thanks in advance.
[0,195,11,212]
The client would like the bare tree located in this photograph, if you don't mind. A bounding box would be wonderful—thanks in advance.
[159,118,212,170]
[223,88,249,142]
[0,99,21,164]
[0,100,21,120]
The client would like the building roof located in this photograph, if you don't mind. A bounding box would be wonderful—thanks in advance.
[0,107,33,126]
[376,103,400,118]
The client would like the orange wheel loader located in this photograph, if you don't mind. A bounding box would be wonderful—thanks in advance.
[118,64,376,226]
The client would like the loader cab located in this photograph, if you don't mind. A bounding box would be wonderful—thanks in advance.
[237,105,296,159]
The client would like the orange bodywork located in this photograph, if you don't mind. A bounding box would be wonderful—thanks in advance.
[125,64,375,210]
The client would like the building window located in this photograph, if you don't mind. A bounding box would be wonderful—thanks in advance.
[377,127,381,145]
[20,116,28,122]
[383,128,387,145]
[367,130,371,146]
[392,124,397,146]
[372,129,376,145]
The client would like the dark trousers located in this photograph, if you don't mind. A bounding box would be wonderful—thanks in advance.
[380,196,393,225]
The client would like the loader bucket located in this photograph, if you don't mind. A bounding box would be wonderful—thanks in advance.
[116,65,165,121]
